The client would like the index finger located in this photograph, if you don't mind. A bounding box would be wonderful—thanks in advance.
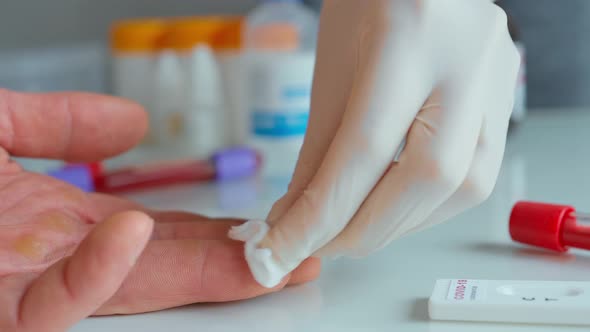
[95,240,321,315]
[0,89,148,162]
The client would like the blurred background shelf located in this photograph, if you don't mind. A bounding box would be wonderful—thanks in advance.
[3,0,588,175]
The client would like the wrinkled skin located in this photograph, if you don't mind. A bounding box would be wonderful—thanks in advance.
[0,89,320,332]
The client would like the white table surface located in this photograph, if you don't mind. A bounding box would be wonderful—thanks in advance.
[72,109,590,332]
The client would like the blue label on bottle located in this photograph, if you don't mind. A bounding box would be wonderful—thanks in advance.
[252,110,309,137]
[282,86,311,100]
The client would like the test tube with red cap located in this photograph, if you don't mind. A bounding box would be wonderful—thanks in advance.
[510,201,590,252]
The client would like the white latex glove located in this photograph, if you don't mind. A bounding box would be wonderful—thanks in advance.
[230,0,520,288]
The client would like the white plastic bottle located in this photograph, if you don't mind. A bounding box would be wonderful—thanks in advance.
[155,18,226,159]
[214,18,249,146]
[153,50,185,153]
[110,19,166,146]
[244,0,319,179]
[185,44,225,158]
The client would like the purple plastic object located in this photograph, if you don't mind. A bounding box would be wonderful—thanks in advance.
[212,147,261,181]
[47,165,95,192]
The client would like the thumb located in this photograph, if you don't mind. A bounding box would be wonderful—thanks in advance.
[17,211,153,332]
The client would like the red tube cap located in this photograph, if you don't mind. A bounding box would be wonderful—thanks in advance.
[509,201,575,252]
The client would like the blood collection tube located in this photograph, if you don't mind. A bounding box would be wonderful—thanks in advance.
[510,201,590,252]
[48,147,261,194]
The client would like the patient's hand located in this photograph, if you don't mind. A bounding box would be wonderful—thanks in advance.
[0,89,320,332]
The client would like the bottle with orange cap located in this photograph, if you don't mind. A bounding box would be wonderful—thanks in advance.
[213,17,249,146]
[110,18,167,145]
[154,17,227,158]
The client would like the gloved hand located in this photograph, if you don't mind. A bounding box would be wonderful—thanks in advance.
[230,0,521,287]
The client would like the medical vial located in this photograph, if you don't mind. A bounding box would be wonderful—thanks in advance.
[510,201,590,252]
[156,18,227,158]
[244,0,319,179]
[110,19,167,145]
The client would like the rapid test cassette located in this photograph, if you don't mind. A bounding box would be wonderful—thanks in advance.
[429,279,590,326]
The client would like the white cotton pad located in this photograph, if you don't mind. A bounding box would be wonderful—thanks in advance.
[228,220,288,288]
